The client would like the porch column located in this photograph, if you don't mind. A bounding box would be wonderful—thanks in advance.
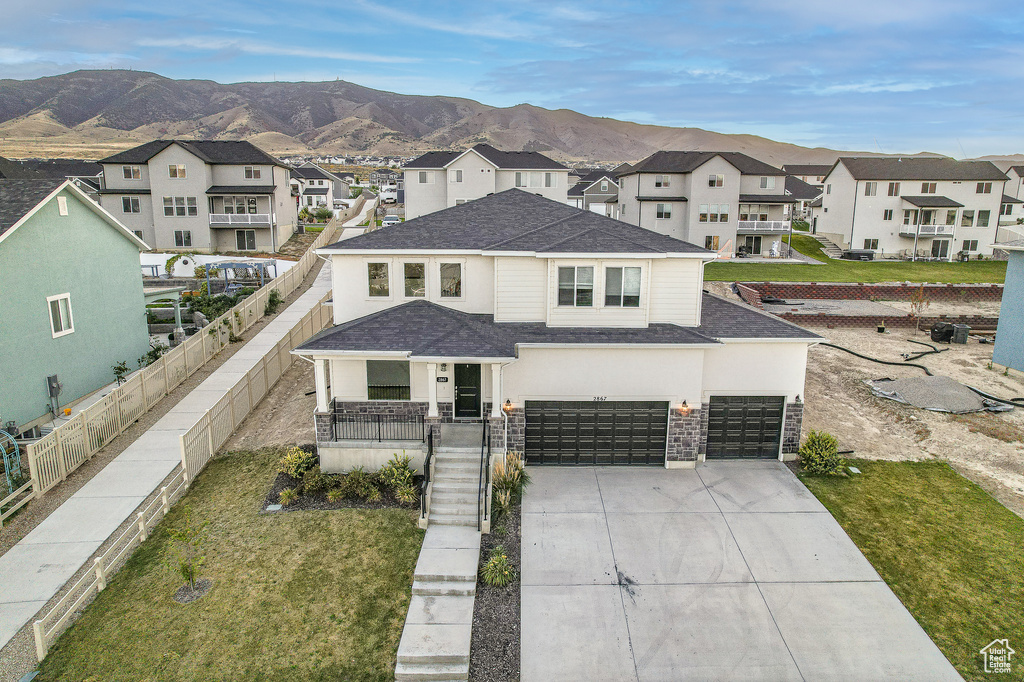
[314,358,329,412]
[490,363,502,418]
[427,363,439,418]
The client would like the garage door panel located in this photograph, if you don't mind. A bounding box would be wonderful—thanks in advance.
[525,401,668,465]
[706,396,784,460]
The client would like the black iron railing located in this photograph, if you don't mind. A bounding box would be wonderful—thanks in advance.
[477,423,491,531]
[367,385,411,400]
[332,414,425,442]
[421,430,433,521]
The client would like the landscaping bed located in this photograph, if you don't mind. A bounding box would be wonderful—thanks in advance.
[470,503,522,681]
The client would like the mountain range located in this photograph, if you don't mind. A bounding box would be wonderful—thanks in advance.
[0,69,1013,166]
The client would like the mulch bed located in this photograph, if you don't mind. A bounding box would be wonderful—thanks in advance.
[173,578,213,604]
[260,470,423,512]
[470,503,521,681]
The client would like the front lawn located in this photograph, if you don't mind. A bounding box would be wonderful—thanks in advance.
[704,233,1007,283]
[38,448,423,681]
[800,460,1024,681]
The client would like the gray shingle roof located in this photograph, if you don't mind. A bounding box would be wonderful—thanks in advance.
[0,179,65,235]
[738,194,798,204]
[0,156,45,179]
[98,187,151,195]
[781,164,832,177]
[836,157,1008,182]
[784,175,822,201]
[901,195,963,208]
[291,166,331,180]
[20,159,103,178]
[303,187,329,195]
[698,294,822,340]
[624,151,785,177]
[404,144,566,170]
[206,185,277,195]
[323,189,710,254]
[100,140,283,166]
[1002,194,1023,204]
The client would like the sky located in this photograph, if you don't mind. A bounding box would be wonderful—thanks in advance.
[2,0,1023,157]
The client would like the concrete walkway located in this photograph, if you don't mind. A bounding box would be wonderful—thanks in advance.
[521,462,962,682]
[0,261,333,651]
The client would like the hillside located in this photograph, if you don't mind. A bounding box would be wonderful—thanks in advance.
[0,69,922,164]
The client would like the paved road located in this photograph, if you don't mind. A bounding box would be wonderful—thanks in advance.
[521,462,962,681]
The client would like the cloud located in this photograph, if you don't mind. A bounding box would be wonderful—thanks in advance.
[136,37,420,64]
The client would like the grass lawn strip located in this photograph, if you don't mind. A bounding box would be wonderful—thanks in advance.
[37,447,423,682]
[799,459,1024,682]
[705,233,1007,283]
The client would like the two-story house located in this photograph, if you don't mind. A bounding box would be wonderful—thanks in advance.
[97,140,296,253]
[817,157,1009,259]
[781,164,832,190]
[618,151,794,257]
[998,166,1024,236]
[403,144,569,219]
[567,165,630,218]
[293,189,818,482]
[291,163,350,210]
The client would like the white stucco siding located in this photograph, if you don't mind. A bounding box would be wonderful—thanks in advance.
[404,169,447,219]
[149,145,214,251]
[687,157,741,248]
[738,173,785,194]
[648,258,702,325]
[445,152,497,207]
[818,162,857,249]
[494,170,569,204]
[502,347,705,405]
[209,164,273,185]
[101,162,151,190]
[494,256,547,321]
[701,342,809,402]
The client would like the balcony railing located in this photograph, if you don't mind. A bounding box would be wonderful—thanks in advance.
[209,213,272,227]
[899,224,955,237]
[332,414,425,442]
[737,220,790,233]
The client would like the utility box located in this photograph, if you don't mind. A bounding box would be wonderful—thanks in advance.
[930,322,955,343]
[952,324,971,344]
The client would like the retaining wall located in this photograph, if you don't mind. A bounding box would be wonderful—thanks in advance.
[743,281,1003,302]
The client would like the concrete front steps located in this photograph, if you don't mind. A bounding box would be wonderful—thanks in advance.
[811,234,844,259]
[429,448,484,528]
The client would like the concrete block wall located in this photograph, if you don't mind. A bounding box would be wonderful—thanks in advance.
[776,312,999,330]
[506,408,526,454]
[666,407,702,462]
[783,402,803,454]
[744,281,1003,302]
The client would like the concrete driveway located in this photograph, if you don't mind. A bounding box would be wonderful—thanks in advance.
[521,461,962,681]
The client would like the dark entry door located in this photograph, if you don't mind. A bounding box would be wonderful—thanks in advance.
[931,239,950,259]
[744,235,762,254]
[454,364,481,418]
[524,401,668,465]
[705,396,784,459]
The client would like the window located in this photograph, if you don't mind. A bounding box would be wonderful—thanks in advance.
[366,360,411,401]
[367,263,389,296]
[440,262,462,298]
[544,172,554,188]
[133,230,144,240]
[978,210,990,227]
[759,176,776,190]
[708,174,724,188]
[864,239,879,250]
[962,239,979,252]
[705,235,720,250]
[418,171,433,184]
[235,229,256,251]
[515,172,527,188]
[1001,203,1013,216]
[655,175,670,188]
[887,182,900,196]
[121,196,140,213]
[557,266,593,307]
[977,182,992,194]
[47,294,74,338]
[604,267,641,307]
[961,210,975,227]
[921,182,937,194]
[449,169,463,183]
[122,165,141,180]
[600,180,609,192]
[244,166,262,179]
[174,230,192,247]
[187,197,198,216]
[57,196,68,216]
[903,209,918,225]
[945,210,957,225]
[826,184,831,194]
[738,204,767,221]
[404,262,425,297]
[883,209,893,220]
[163,196,196,217]
[864,182,877,196]
[656,203,671,219]
[168,164,186,178]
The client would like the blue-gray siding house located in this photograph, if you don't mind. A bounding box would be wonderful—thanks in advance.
[993,240,1024,372]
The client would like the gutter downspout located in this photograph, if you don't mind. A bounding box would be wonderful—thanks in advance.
[913,208,922,261]
[848,181,860,254]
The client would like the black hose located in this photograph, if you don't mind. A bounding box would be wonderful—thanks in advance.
[964,386,1024,406]
[906,338,941,351]
[818,342,934,376]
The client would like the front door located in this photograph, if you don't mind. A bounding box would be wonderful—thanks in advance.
[454,364,481,418]
[931,239,950,259]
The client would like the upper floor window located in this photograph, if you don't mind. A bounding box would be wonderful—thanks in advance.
[605,267,641,308]
[449,169,463,183]
[367,263,389,297]
[888,182,900,196]
[826,184,831,194]
[1001,203,1013,216]
[47,293,74,338]
[883,209,893,220]
[168,164,187,179]
[404,263,426,297]
[977,182,992,194]
[656,203,671,219]
[163,196,198,217]
[700,203,730,222]
[921,182,937,194]
[121,196,140,213]
[655,175,670,188]
[903,209,918,225]
[122,165,141,180]
[557,266,593,307]
[708,174,724,188]
[244,166,262,179]
[978,210,990,227]
[864,182,877,196]
[961,210,975,227]
[418,171,434,184]
[944,210,957,225]
[516,172,555,188]
[759,176,776,190]
[440,262,462,298]
[600,180,609,192]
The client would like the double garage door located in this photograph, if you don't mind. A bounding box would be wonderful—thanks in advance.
[525,396,784,465]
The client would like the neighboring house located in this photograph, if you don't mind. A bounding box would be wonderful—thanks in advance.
[993,240,1024,373]
[371,169,402,188]
[96,140,297,253]
[291,163,349,210]
[785,175,822,220]
[568,169,620,217]
[0,156,45,180]
[781,164,832,189]
[293,189,819,474]
[20,159,104,197]
[403,144,569,219]
[998,166,1024,236]
[817,157,1008,259]
[618,151,795,257]
[0,179,150,431]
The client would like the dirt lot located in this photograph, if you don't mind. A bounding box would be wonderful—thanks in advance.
[884,299,1002,317]
[804,326,1024,517]
[223,360,317,450]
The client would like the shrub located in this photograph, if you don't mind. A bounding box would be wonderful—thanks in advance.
[264,289,283,316]
[314,206,334,222]
[492,488,513,520]
[279,488,299,506]
[302,466,335,494]
[279,447,318,479]
[326,487,346,503]
[799,430,845,475]
[164,506,208,590]
[481,546,516,587]
[378,454,415,492]
[298,206,312,222]
[492,451,530,503]
[394,484,419,507]
[364,486,382,503]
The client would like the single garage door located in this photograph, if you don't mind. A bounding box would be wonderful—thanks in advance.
[705,396,785,459]
[525,400,668,465]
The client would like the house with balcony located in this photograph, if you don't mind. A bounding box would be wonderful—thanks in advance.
[291,163,349,210]
[292,189,819,505]
[402,144,569,219]
[816,157,1008,259]
[617,151,794,257]
[998,166,1024,239]
[97,140,297,253]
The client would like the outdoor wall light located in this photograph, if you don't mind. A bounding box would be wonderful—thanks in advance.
[795,394,802,403]
[440,363,447,371]
[679,400,690,414]
[502,399,514,413]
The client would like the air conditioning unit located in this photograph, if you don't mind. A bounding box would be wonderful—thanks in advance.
[46,375,62,399]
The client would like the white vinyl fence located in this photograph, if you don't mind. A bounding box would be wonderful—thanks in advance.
[16,221,338,508]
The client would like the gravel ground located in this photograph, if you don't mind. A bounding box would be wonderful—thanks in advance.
[470,504,522,682]
[763,298,904,316]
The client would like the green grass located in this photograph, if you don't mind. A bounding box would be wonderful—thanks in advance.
[800,460,1024,681]
[38,448,424,682]
[704,233,1007,283]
